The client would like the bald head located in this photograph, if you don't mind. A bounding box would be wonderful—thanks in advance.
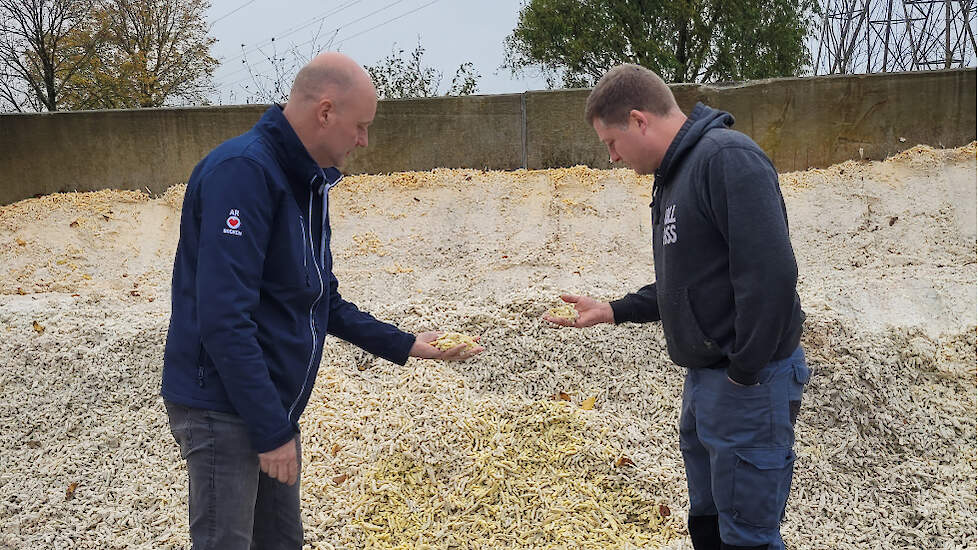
[283,52,378,169]
[289,52,374,105]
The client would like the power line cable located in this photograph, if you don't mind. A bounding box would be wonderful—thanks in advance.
[218,0,442,93]
[209,0,257,30]
[213,0,367,79]
[334,0,440,46]
[215,0,415,87]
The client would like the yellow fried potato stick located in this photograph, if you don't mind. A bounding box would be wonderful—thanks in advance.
[547,304,579,321]
[430,332,479,351]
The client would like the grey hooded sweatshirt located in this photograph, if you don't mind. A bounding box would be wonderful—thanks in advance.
[610,103,804,385]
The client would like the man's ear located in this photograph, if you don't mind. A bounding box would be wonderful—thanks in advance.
[317,98,333,127]
[630,109,649,133]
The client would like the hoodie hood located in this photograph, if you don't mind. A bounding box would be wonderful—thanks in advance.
[655,102,734,185]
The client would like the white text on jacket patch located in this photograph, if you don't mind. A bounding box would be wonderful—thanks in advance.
[223,209,242,236]
[663,204,678,245]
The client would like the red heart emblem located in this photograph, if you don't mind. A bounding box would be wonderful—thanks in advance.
[229,218,239,227]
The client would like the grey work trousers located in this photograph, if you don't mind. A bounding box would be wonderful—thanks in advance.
[165,400,302,550]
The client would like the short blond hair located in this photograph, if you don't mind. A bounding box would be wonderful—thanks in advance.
[585,64,678,126]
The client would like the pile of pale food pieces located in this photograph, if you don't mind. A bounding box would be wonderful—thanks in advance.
[432,305,576,350]
[0,144,974,550]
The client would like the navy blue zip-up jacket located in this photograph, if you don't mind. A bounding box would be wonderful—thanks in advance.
[161,105,416,453]
[610,103,804,385]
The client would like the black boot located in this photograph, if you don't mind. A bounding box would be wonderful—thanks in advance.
[688,514,721,550]
[720,543,768,550]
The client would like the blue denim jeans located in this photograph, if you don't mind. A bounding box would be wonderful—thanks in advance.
[164,401,303,550]
[680,347,810,549]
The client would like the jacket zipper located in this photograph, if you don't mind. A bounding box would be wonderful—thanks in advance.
[320,174,342,267]
[299,216,309,286]
[196,342,206,387]
[288,181,325,423]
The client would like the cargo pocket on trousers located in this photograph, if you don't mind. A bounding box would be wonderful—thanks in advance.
[732,447,796,527]
[789,360,811,425]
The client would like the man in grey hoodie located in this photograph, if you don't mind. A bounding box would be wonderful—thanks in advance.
[544,64,809,550]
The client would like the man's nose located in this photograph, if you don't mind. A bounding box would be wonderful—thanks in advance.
[358,130,368,148]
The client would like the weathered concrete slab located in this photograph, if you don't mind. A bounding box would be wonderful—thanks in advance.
[525,69,976,172]
[345,93,523,174]
[1,70,974,206]
[0,105,265,204]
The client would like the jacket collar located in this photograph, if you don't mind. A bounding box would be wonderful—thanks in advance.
[253,104,343,192]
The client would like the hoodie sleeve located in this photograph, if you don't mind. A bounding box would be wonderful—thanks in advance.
[705,146,799,385]
[195,158,295,454]
[610,283,660,324]
[323,251,416,365]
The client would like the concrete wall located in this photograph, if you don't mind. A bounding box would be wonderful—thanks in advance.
[345,93,523,173]
[0,105,265,204]
[526,69,977,171]
[1,69,974,205]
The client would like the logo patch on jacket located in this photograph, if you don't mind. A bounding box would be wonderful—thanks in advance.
[663,204,678,245]
[223,209,242,236]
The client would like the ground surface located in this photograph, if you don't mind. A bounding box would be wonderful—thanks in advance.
[0,144,975,549]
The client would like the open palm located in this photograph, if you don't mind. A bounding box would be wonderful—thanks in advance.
[542,294,614,328]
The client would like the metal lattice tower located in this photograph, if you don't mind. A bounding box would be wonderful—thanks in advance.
[815,0,978,74]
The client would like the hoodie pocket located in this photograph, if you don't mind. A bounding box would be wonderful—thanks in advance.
[657,287,724,368]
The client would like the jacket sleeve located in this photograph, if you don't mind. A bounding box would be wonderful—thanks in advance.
[705,147,799,385]
[610,283,661,324]
[323,251,416,365]
[195,158,295,454]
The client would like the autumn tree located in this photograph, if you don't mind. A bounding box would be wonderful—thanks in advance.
[503,0,818,87]
[61,0,218,109]
[366,39,480,100]
[0,0,100,111]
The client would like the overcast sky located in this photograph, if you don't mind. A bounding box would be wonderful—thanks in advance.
[205,0,550,103]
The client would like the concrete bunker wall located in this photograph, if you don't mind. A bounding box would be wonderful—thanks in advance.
[0,69,974,206]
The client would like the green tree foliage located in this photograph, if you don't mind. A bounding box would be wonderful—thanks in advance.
[366,39,480,99]
[0,0,100,111]
[504,0,818,87]
[0,0,216,112]
[62,0,218,109]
